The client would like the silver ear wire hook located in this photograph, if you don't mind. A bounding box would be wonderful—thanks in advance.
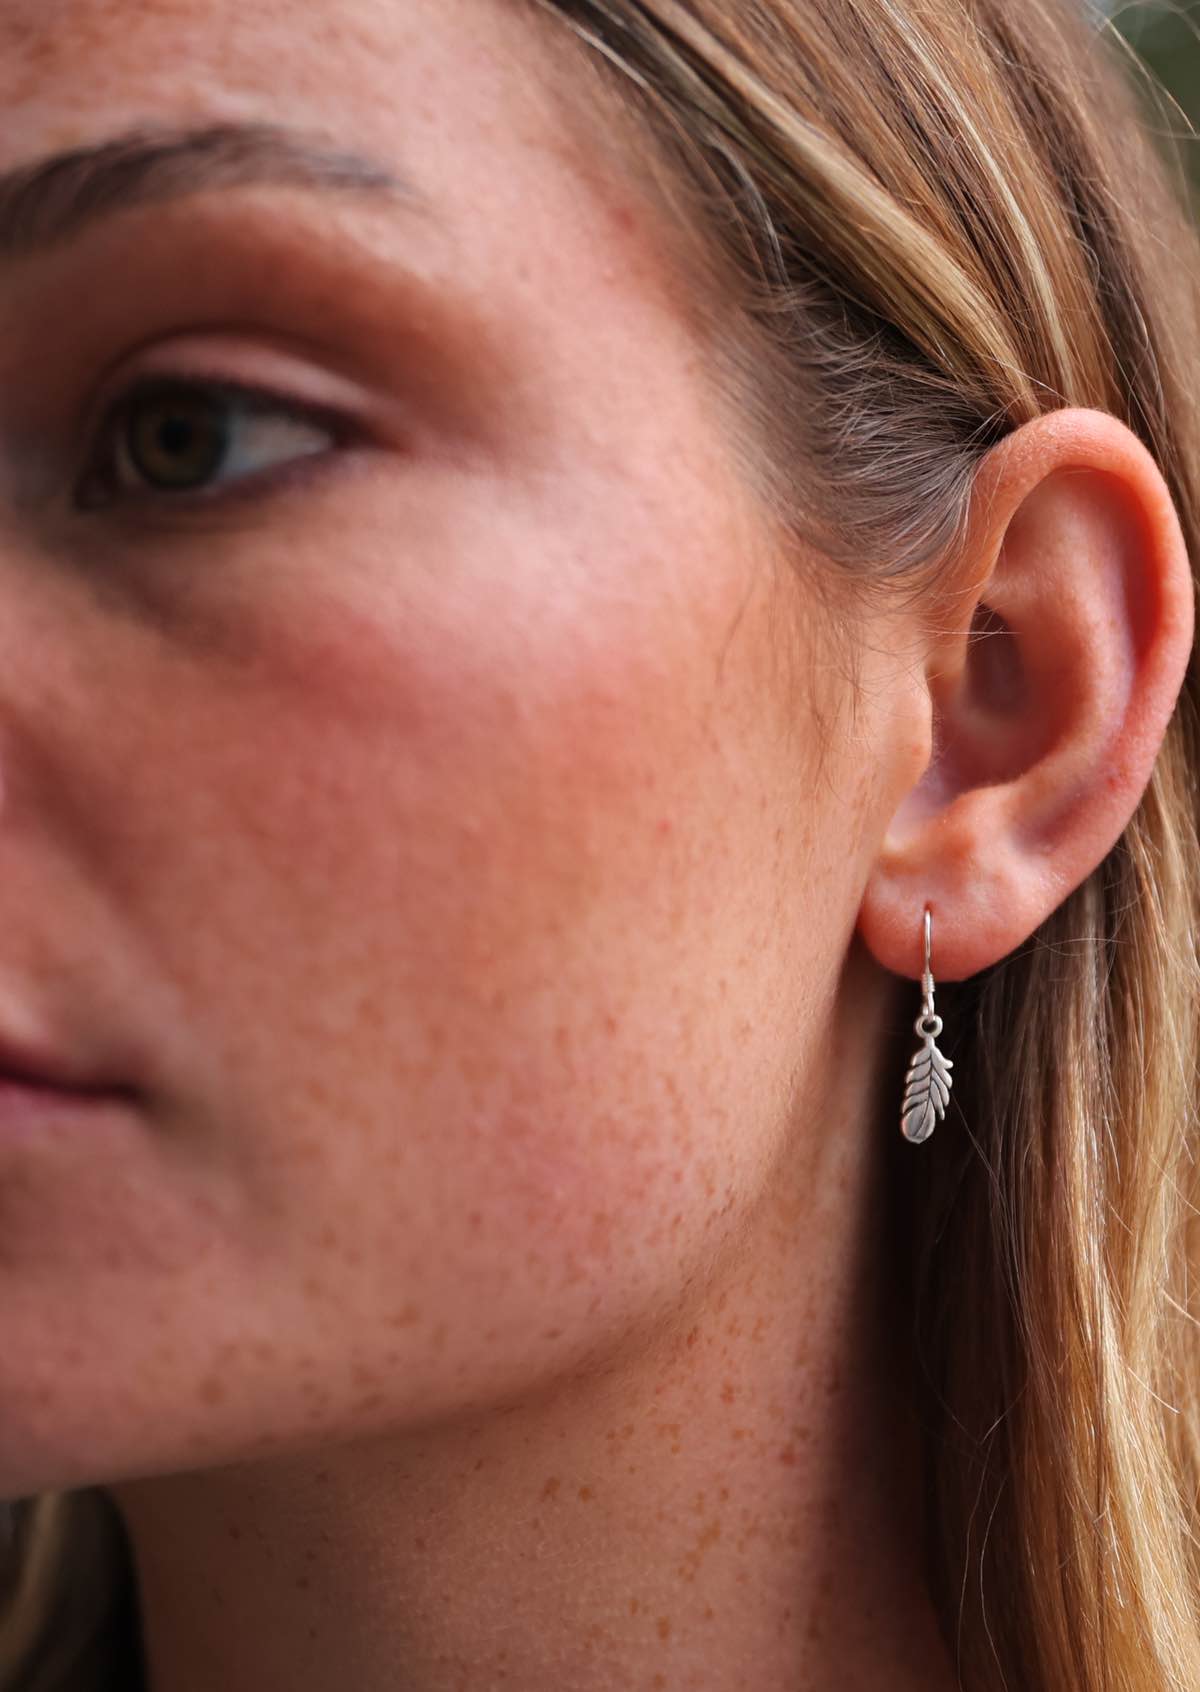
[900,905,954,1144]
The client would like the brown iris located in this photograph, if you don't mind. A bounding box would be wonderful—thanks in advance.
[122,383,232,491]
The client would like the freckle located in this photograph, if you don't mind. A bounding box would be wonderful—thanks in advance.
[253,1340,278,1361]
[542,1328,563,1340]
[198,1376,225,1405]
[387,1304,421,1329]
[414,1536,427,1550]
[542,1476,561,1499]
[719,1486,729,1500]
[303,1069,333,1108]
[578,1485,593,1501]
[630,1597,640,1615]
[296,1575,311,1591]
[656,1616,672,1641]
[720,1381,736,1404]
[622,1424,634,1438]
[751,1316,766,1342]
[653,1677,666,1690]
[685,1327,698,1348]
[318,1225,339,1251]
[779,1444,796,1466]
[468,1211,482,1229]
[703,1605,715,1620]
[732,1428,746,1441]
[474,1457,485,1471]
[227,1524,243,1541]
[353,1391,387,1413]
[316,1470,331,1483]
[308,1624,318,1641]
[352,1361,380,1388]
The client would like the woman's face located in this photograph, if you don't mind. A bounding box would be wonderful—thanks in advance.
[0,0,901,1491]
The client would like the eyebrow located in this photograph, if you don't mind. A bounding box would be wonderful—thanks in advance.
[0,120,427,261]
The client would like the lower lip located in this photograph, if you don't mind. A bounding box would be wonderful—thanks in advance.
[0,1076,133,1138]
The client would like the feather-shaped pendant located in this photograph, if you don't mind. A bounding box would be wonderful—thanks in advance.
[901,1016,953,1143]
[901,910,953,1144]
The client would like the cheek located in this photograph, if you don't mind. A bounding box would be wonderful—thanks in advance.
[214,546,821,1399]
[42,484,848,1466]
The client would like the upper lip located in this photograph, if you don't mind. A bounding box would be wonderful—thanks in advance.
[0,1032,123,1093]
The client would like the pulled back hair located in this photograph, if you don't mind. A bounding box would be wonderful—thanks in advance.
[6,2,1200,1688]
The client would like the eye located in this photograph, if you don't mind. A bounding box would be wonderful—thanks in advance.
[73,375,344,512]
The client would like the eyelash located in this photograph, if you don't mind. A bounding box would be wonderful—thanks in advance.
[72,374,356,515]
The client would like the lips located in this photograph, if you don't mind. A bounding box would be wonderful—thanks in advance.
[0,1032,123,1094]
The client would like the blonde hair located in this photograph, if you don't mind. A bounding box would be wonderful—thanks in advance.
[6,1,1200,1687]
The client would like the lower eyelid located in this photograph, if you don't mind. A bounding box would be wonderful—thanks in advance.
[75,436,383,532]
[77,438,337,515]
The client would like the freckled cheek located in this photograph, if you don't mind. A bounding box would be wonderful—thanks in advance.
[235,526,766,973]
[212,538,792,1297]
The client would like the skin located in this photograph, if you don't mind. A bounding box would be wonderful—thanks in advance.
[0,1,1192,1689]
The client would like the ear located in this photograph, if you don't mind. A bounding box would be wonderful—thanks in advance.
[857,407,1195,982]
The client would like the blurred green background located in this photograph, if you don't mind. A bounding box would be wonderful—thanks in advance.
[1098,1,1200,207]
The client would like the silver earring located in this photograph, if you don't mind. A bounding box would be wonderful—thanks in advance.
[900,907,953,1144]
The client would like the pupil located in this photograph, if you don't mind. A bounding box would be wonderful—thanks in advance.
[159,417,194,455]
[127,387,230,489]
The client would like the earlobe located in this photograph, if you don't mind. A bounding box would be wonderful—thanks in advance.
[857,407,1195,983]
